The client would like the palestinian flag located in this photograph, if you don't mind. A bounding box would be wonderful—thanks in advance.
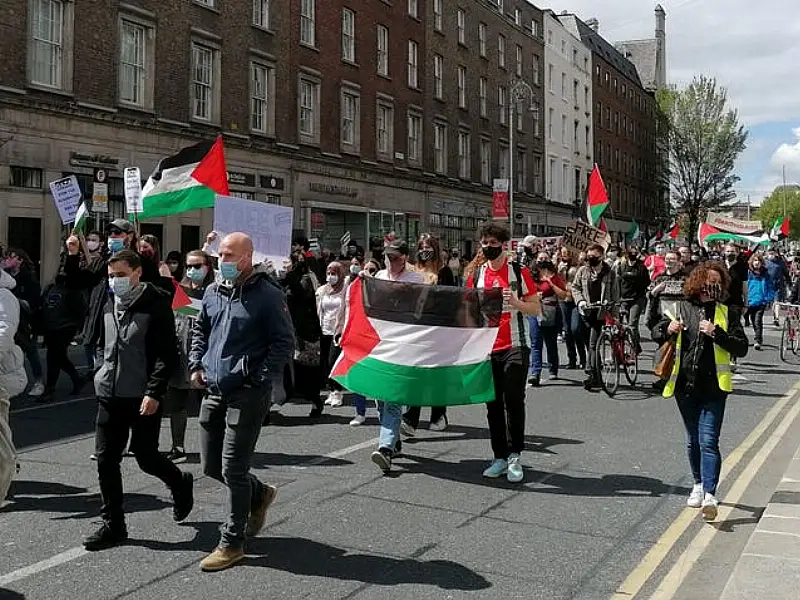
[172,280,203,316]
[139,136,229,219]
[698,222,769,247]
[626,220,640,243]
[331,278,503,406]
[587,164,609,227]
[72,202,89,234]
[664,223,679,241]
[771,217,790,241]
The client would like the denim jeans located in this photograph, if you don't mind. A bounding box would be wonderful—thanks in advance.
[676,388,727,494]
[746,304,766,345]
[353,395,367,416]
[570,305,588,367]
[529,316,561,377]
[377,401,403,451]
[560,301,579,366]
[199,387,270,549]
[622,296,647,349]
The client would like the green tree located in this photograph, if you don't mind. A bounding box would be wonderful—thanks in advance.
[658,76,749,237]
[757,185,800,240]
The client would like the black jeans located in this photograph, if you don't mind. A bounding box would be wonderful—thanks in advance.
[747,304,766,344]
[95,396,183,526]
[583,316,604,375]
[165,387,200,449]
[487,347,530,459]
[319,334,343,391]
[44,327,80,390]
[403,405,447,429]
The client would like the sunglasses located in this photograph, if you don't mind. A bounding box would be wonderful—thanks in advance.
[366,269,377,275]
[107,228,123,235]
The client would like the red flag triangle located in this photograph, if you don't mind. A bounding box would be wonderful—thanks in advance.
[171,279,192,311]
[191,135,230,196]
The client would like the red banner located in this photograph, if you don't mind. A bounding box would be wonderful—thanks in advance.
[492,178,509,219]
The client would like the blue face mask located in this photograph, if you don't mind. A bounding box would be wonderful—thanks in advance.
[186,265,207,283]
[109,276,133,298]
[219,261,240,281]
[108,238,125,254]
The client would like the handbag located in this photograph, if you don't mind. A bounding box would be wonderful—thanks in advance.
[538,299,559,327]
[653,338,677,379]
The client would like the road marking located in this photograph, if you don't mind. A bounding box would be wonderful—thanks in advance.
[10,395,95,415]
[0,547,88,586]
[649,388,800,599]
[610,378,800,600]
[296,437,379,468]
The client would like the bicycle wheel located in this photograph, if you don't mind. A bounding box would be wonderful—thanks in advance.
[781,319,789,362]
[597,332,620,396]
[623,328,639,386]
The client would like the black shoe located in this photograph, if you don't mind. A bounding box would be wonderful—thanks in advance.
[166,448,187,464]
[370,447,393,473]
[527,375,541,387]
[35,390,54,404]
[583,376,599,391]
[309,406,323,418]
[71,374,90,395]
[567,362,578,370]
[774,319,781,327]
[651,379,666,391]
[84,522,128,551]
[172,472,194,522]
[394,439,402,457]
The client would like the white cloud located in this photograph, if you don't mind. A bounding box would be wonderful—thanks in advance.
[771,128,800,174]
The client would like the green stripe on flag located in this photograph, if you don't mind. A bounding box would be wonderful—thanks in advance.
[589,203,608,226]
[140,186,216,219]
[333,356,495,407]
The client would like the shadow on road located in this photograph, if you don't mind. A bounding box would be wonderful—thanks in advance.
[404,425,583,456]
[0,588,25,599]
[712,502,765,533]
[252,452,352,467]
[732,389,785,399]
[2,479,170,518]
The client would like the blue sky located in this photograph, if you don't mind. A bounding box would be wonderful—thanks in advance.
[546,0,800,204]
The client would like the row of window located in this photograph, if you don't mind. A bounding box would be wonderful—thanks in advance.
[546,109,592,155]
[546,28,591,75]
[595,101,656,151]
[547,64,591,113]
[546,159,586,204]
[604,179,651,219]
[595,64,654,117]
[595,141,655,181]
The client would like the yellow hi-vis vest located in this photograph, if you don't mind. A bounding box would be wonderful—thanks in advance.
[663,303,732,398]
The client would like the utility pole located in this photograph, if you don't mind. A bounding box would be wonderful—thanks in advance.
[507,79,535,239]
[783,164,788,217]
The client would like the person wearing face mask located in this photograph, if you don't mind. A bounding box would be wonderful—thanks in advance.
[139,234,172,279]
[572,244,620,391]
[723,244,747,312]
[465,223,541,484]
[765,248,788,327]
[557,247,586,370]
[317,262,348,408]
[605,245,620,268]
[745,253,774,350]
[448,248,463,285]
[615,245,650,354]
[368,240,425,474]
[527,253,568,386]
[652,262,748,522]
[165,251,185,283]
[84,250,193,551]
[678,246,696,273]
[647,251,688,330]
[189,233,294,572]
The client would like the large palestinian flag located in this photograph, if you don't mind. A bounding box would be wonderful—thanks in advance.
[331,278,503,406]
[586,164,609,227]
[139,136,229,219]
[698,222,769,247]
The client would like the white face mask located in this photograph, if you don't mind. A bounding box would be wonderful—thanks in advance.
[86,240,100,252]
[326,274,339,285]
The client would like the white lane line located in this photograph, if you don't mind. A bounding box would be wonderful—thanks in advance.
[0,435,380,584]
[11,396,95,415]
[0,547,88,586]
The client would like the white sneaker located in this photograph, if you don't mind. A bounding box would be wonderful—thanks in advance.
[701,493,719,521]
[507,454,524,483]
[327,391,344,407]
[482,458,508,478]
[349,415,366,426]
[687,483,704,508]
[400,421,416,437]
[429,416,448,432]
[28,382,45,397]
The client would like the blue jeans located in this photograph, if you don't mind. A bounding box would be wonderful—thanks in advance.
[560,301,579,366]
[676,389,727,494]
[353,395,367,416]
[377,401,402,451]
[529,316,561,377]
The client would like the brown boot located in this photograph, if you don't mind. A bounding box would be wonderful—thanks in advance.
[200,547,245,572]
[246,483,278,537]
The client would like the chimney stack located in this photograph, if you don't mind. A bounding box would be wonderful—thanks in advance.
[654,4,667,88]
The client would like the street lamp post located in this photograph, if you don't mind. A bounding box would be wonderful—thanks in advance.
[507,79,535,239]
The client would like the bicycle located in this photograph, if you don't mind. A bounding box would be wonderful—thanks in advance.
[777,302,800,362]
[585,302,639,396]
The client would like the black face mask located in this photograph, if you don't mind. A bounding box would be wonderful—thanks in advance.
[482,245,503,261]
[704,282,723,301]
[628,253,639,261]
[725,253,737,261]
[587,256,602,267]
[418,250,434,263]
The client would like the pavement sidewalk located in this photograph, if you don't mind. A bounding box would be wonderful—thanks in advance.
[719,441,800,599]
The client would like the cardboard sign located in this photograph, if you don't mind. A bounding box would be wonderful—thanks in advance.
[212,195,293,265]
[49,175,82,224]
[124,167,143,213]
[562,220,611,255]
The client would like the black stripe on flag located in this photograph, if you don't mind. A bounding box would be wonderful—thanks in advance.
[361,277,503,328]
[148,139,216,183]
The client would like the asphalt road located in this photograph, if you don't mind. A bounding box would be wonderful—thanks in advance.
[2,327,800,600]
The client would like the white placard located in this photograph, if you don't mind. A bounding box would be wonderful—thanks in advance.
[92,182,109,213]
[124,167,143,213]
[49,175,82,225]
[212,195,293,265]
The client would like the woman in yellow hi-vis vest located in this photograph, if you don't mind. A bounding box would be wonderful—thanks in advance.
[652,262,748,522]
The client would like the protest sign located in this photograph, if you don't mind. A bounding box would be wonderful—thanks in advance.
[49,175,82,225]
[212,195,293,265]
[706,213,762,236]
[492,179,509,219]
[562,220,611,255]
[124,167,143,213]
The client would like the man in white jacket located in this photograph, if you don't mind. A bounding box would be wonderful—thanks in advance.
[0,267,28,503]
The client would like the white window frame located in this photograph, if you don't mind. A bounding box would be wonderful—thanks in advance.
[457,65,466,109]
[376,25,389,77]
[119,17,154,109]
[458,131,471,180]
[514,8,521,25]
[300,0,316,47]
[376,100,394,158]
[548,108,554,140]
[433,54,443,99]
[340,86,361,153]
[480,139,491,184]
[191,41,219,123]
[407,40,419,88]
[433,0,443,31]
[407,111,422,164]
[478,22,487,57]
[252,0,270,29]
[498,85,507,125]
[515,45,522,77]
[532,54,540,85]
[434,122,447,174]
[298,74,320,144]
[341,8,355,62]
[250,61,275,135]
[408,0,418,18]
[498,34,505,68]
[457,9,465,45]
[479,77,487,118]
[29,0,74,90]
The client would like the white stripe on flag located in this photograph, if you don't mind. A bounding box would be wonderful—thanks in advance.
[367,319,498,367]
[142,163,200,196]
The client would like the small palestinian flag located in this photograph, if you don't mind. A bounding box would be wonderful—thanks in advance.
[172,280,203,316]
[665,223,680,241]
[587,164,609,227]
[73,202,89,234]
[771,217,790,241]
[332,278,503,406]
[626,220,640,243]
[140,136,229,219]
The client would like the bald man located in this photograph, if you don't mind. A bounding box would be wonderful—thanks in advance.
[189,232,294,572]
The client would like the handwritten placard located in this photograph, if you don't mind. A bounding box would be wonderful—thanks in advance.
[49,175,82,224]
[212,195,293,264]
[562,220,611,255]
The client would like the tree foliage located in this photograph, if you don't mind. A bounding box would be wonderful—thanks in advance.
[757,186,800,240]
[658,76,748,237]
